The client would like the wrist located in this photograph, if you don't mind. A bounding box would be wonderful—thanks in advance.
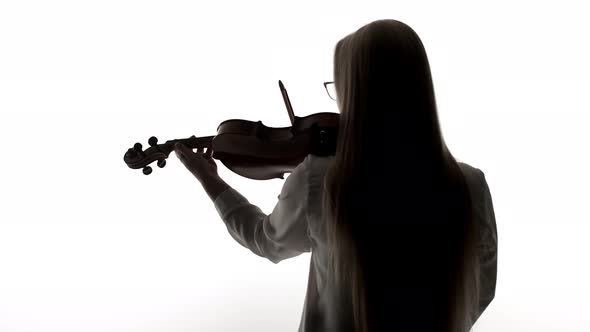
[197,171,221,184]
[200,173,230,201]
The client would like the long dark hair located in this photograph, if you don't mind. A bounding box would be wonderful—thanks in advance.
[323,19,480,332]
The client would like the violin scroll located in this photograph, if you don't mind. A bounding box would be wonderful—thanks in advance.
[123,135,215,175]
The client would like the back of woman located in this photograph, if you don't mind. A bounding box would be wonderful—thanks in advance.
[316,19,498,332]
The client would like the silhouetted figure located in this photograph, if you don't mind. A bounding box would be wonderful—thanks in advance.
[175,18,497,332]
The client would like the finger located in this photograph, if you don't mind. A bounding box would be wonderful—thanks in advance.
[175,149,186,162]
[174,143,190,161]
[205,147,213,158]
[197,147,204,154]
[175,142,189,153]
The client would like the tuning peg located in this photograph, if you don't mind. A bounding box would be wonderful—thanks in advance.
[126,148,138,159]
[143,166,152,175]
[157,159,166,168]
[148,136,158,147]
[133,143,146,158]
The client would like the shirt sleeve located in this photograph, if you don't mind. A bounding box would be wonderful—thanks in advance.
[473,169,498,323]
[213,156,312,264]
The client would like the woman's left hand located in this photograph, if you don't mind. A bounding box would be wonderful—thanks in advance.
[174,142,219,183]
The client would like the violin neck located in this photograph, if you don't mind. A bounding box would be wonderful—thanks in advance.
[165,135,215,149]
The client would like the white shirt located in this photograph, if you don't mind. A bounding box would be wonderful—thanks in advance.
[213,154,498,332]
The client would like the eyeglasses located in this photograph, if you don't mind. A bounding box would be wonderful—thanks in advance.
[324,81,336,101]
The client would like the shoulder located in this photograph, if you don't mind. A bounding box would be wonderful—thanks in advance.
[290,154,334,200]
[287,154,334,184]
[279,154,329,197]
[457,160,488,194]
[457,160,483,181]
[302,154,335,187]
[457,160,496,238]
[305,154,335,173]
[301,155,492,200]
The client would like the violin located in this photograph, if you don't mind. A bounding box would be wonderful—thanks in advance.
[123,80,339,180]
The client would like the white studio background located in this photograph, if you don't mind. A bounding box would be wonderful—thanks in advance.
[0,1,588,331]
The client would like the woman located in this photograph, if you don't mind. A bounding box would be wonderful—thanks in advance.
[175,19,498,332]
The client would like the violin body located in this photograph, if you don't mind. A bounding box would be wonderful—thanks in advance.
[212,112,338,179]
[123,112,339,180]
